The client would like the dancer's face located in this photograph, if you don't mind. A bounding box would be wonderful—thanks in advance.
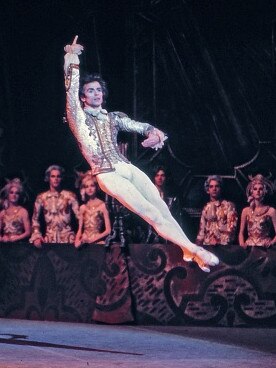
[207,180,221,201]
[154,170,166,187]
[81,81,103,109]
[84,179,97,198]
[49,170,62,190]
[251,183,264,201]
[8,186,20,205]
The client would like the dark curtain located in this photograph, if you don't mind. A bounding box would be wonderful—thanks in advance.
[125,0,276,176]
[0,0,275,205]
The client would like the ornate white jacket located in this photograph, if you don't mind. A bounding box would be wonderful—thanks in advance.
[65,62,155,175]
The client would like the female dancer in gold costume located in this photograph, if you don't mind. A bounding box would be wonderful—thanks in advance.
[0,178,31,242]
[239,174,276,247]
[75,171,111,247]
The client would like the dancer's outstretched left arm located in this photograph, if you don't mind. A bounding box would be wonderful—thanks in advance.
[113,112,167,151]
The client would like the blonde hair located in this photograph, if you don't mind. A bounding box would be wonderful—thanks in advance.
[75,171,98,201]
[0,178,25,209]
[246,174,274,209]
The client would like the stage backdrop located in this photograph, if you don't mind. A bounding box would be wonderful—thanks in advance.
[0,242,276,327]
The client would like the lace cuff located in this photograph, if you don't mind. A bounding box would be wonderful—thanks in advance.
[64,53,80,76]
[142,128,168,150]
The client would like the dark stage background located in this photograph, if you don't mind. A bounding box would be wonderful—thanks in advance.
[1,0,276,231]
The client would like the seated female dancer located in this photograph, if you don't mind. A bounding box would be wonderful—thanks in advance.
[239,174,276,248]
[0,178,31,242]
[63,36,219,272]
[75,171,111,248]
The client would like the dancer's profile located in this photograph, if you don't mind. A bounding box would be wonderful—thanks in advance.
[63,36,219,272]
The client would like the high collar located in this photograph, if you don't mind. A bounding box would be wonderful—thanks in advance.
[210,200,222,207]
[84,107,108,119]
[46,190,63,198]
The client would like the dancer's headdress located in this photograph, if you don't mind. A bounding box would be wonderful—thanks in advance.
[246,174,274,207]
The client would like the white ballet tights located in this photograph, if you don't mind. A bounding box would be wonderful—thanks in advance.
[97,163,218,271]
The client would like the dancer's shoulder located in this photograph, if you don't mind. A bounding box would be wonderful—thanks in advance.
[109,111,128,119]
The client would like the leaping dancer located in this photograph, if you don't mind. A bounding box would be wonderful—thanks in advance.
[63,36,219,272]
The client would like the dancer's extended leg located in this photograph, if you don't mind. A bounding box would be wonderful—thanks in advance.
[123,164,219,271]
[124,164,190,238]
[97,163,219,272]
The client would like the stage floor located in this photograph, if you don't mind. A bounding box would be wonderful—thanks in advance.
[0,319,275,367]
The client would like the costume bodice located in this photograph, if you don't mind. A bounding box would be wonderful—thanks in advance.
[1,208,25,236]
[245,206,273,246]
[82,203,104,242]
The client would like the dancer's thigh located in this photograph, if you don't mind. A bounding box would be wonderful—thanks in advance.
[97,166,160,222]
[124,164,185,232]
[118,163,172,217]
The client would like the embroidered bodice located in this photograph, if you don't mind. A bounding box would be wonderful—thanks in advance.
[81,202,105,243]
[0,208,25,236]
[245,206,273,246]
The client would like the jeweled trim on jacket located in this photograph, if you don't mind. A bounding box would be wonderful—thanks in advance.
[65,64,154,176]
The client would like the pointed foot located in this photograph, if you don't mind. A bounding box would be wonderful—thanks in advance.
[183,246,219,273]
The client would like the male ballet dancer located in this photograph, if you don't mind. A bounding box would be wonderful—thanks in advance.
[63,36,219,272]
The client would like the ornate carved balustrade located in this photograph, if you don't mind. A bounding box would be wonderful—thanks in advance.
[0,242,275,327]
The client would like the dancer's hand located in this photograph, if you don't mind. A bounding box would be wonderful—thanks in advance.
[269,236,276,246]
[239,241,247,249]
[64,35,84,55]
[74,239,82,248]
[33,238,43,248]
[142,128,167,150]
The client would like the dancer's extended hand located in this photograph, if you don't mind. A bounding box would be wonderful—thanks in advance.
[64,35,84,55]
[142,128,167,150]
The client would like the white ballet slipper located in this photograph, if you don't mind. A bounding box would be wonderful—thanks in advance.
[183,246,219,273]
